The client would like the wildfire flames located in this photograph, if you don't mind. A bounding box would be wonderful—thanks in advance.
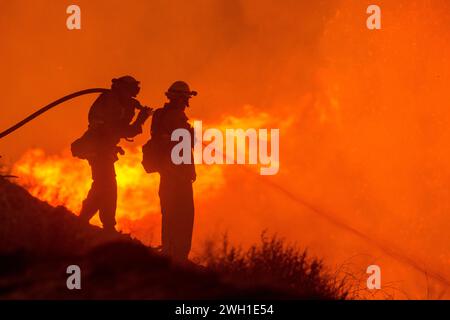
[11,110,282,246]
[12,147,225,245]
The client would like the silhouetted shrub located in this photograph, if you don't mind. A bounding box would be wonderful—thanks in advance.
[199,232,351,300]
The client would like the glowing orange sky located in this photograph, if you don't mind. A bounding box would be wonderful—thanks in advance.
[1,0,450,299]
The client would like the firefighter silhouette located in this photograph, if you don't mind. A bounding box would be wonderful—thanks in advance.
[72,76,152,231]
[145,81,197,260]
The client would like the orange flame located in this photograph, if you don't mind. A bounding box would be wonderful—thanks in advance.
[11,110,281,246]
[12,147,225,245]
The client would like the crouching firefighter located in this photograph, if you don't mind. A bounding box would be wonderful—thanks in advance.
[142,81,197,260]
[71,76,152,232]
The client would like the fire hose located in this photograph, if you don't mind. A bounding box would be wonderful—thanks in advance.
[0,88,146,140]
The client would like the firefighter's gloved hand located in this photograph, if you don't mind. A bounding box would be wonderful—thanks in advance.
[115,146,125,156]
[136,107,153,124]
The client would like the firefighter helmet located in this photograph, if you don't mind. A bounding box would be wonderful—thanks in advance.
[166,81,197,98]
[112,75,140,85]
[111,75,140,96]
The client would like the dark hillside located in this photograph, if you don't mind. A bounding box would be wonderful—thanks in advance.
[0,178,348,299]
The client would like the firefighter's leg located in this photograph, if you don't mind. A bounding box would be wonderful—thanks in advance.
[98,177,118,231]
[98,162,118,231]
[159,177,194,260]
[172,181,194,260]
[160,176,175,256]
[79,167,100,223]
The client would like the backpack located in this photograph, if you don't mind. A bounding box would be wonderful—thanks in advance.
[71,130,95,160]
[142,138,161,173]
[142,108,165,173]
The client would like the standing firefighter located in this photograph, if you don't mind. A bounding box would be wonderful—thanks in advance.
[72,76,152,232]
[143,81,197,261]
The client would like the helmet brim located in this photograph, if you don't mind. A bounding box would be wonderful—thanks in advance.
[167,90,197,97]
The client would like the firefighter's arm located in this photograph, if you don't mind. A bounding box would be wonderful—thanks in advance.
[123,106,153,138]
